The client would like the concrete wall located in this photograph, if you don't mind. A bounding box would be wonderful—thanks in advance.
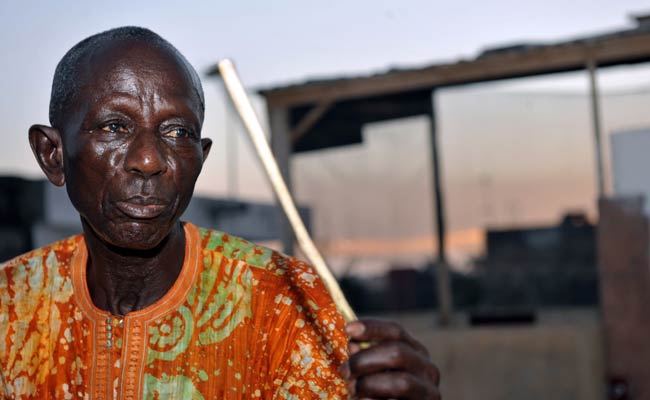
[377,310,605,400]
[599,197,650,400]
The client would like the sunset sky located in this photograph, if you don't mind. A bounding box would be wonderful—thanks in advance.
[2,1,650,274]
[293,77,650,272]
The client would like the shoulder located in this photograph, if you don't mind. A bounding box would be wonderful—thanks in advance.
[0,235,81,299]
[1,235,82,277]
[0,235,79,355]
[189,223,347,359]
[193,224,329,297]
[185,224,349,396]
[193,223,311,280]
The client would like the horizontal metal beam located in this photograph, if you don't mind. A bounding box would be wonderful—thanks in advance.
[289,101,333,144]
[261,32,650,108]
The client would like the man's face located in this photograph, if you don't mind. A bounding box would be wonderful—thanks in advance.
[60,40,211,250]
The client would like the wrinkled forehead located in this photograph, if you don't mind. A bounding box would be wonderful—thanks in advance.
[76,39,203,111]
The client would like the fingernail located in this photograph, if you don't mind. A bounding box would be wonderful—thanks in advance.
[348,342,361,355]
[338,362,350,379]
[346,321,365,337]
[347,378,356,396]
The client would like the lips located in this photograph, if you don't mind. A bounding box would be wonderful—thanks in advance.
[115,197,169,219]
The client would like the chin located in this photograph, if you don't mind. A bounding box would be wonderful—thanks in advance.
[95,219,176,252]
[121,222,173,249]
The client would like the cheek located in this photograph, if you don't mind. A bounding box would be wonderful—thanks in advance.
[174,144,204,172]
[171,148,204,194]
[67,138,123,173]
[64,141,123,212]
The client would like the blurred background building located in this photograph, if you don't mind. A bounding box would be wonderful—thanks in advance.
[0,177,310,261]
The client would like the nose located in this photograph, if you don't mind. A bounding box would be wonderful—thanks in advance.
[123,131,168,178]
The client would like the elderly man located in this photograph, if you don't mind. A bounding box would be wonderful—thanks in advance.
[0,27,440,399]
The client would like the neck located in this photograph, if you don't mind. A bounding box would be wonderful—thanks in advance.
[82,221,186,316]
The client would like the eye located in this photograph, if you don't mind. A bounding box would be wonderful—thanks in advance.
[100,122,129,134]
[163,127,194,139]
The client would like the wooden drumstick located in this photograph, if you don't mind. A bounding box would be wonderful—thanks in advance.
[216,59,357,323]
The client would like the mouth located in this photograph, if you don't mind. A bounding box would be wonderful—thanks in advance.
[115,197,169,219]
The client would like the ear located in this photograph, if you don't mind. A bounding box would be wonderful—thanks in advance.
[201,137,212,162]
[28,124,65,186]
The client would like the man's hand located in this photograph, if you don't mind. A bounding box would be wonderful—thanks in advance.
[340,319,441,399]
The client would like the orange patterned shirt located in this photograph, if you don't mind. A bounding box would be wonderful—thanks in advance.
[0,222,348,399]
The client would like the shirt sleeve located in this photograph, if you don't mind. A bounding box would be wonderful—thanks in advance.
[262,255,349,399]
[272,322,348,399]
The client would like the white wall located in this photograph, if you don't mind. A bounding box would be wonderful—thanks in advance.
[611,127,650,216]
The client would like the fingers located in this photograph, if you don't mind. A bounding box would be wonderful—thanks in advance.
[343,340,441,391]
[354,371,441,400]
[347,341,432,379]
[342,318,441,399]
[347,319,430,357]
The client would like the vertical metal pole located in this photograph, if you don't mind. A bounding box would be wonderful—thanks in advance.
[267,105,295,255]
[588,59,606,197]
[429,91,453,326]
[225,99,239,198]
